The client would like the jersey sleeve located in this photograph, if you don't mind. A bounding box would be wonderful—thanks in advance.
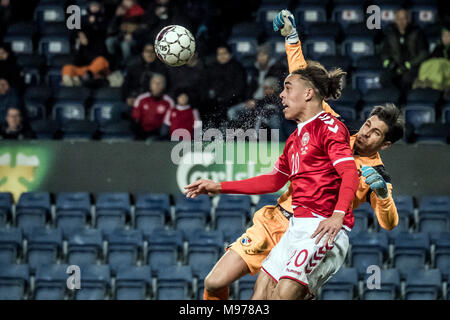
[322,118,354,167]
[163,108,171,126]
[369,183,399,230]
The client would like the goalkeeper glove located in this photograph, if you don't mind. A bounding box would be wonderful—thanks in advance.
[361,165,389,199]
[273,9,299,44]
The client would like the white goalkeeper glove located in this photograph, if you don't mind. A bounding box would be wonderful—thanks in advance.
[272,9,299,44]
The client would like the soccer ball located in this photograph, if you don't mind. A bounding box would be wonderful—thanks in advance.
[154,25,196,67]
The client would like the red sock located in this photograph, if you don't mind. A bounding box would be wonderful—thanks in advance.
[203,287,229,300]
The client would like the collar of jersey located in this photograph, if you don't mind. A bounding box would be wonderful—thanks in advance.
[174,104,191,111]
[297,111,325,135]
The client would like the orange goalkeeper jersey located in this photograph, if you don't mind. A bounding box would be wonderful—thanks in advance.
[276,41,399,230]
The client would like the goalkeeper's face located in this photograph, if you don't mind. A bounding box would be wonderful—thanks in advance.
[355,115,391,156]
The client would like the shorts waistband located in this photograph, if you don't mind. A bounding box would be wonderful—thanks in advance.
[276,204,293,220]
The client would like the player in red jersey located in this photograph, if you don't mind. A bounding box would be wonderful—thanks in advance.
[185,60,360,299]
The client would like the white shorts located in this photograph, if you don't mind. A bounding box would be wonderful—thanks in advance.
[261,216,349,297]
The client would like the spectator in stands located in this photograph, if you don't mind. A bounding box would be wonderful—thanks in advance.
[168,52,208,111]
[132,73,174,139]
[0,0,12,42]
[206,44,247,128]
[62,30,110,88]
[0,78,19,112]
[0,43,23,92]
[414,25,450,97]
[83,2,107,42]
[0,106,35,140]
[247,43,287,100]
[106,0,146,63]
[160,88,201,140]
[122,43,169,107]
[381,8,428,91]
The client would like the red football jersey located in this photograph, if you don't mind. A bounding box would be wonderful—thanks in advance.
[132,93,175,132]
[163,105,201,137]
[275,111,355,230]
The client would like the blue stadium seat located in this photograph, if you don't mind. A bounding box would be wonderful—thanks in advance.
[405,269,442,300]
[333,106,357,122]
[217,195,252,218]
[230,22,261,38]
[0,264,30,300]
[95,192,130,233]
[62,120,98,140]
[187,230,224,275]
[45,67,63,90]
[256,4,281,33]
[304,36,336,60]
[90,102,127,128]
[106,229,143,272]
[393,232,430,277]
[52,101,86,124]
[195,263,215,300]
[442,104,450,124]
[147,229,183,272]
[5,21,37,37]
[67,229,103,266]
[3,35,33,54]
[418,196,450,233]
[228,37,258,60]
[332,4,364,29]
[24,101,46,121]
[16,192,51,234]
[411,5,437,28]
[237,274,257,300]
[18,54,46,86]
[34,264,68,300]
[30,119,60,139]
[157,265,193,300]
[0,193,12,227]
[295,5,327,28]
[266,36,286,60]
[0,228,22,264]
[75,265,111,300]
[334,88,361,110]
[55,192,91,233]
[434,232,450,279]
[307,22,342,39]
[92,87,123,103]
[135,193,170,235]
[39,22,69,36]
[392,195,414,231]
[351,232,389,275]
[406,89,441,105]
[341,36,375,62]
[99,120,135,141]
[374,2,401,28]
[24,85,52,106]
[320,267,358,300]
[361,87,401,108]
[362,268,400,300]
[27,227,62,272]
[352,70,382,94]
[115,266,152,300]
[404,105,436,129]
[38,35,71,62]
[256,194,279,209]
[34,3,66,26]
[318,55,352,73]
[215,209,247,239]
[352,202,373,233]
[175,194,211,237]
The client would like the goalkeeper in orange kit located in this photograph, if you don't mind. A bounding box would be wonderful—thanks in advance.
[202,9,404,300]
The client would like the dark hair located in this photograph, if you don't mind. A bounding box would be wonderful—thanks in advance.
[291,60,346,101]
[369,103,404,143]
[217,44,233,54]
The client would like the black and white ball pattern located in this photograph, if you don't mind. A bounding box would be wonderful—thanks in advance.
[155,25,196,67]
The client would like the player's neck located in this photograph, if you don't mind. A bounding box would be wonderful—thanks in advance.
[296,103,323,123]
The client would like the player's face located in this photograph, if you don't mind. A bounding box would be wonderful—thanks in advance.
[280,74,310,121]
[150,76,165,96]
[142,44,156,62]
[355,115,392,156]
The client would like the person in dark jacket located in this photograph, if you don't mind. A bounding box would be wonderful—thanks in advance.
[0,106,35,140]
[0,43,23,92]
[380,8,429,91]
[206,44,247,128]
[0,78,19,113]
[122,43,169,106]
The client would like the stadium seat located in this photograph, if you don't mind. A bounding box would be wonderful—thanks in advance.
[39,21,69,36]
[5,21,37,37]
[217,195,252,218]
[157,265,193,300]
[18,54,46,87]
[362,268,400,300]
[318,55,351,73]
[405,269,442,300]
[30,119,60,139]
[304,36,336,60]
[38,35,71,62]
[95,192,130,233]
[406,88,441,105]
[34,264,68,300]
[45,67,63,90]
[332,4,364,29]
[52,101,86,124]
[442,104,450,124]
[256,4,282,33]
[228,36,258,61]
[34,2,65,26]
[230,22,261,38]
[99,120,135,141]
[67,229,103,266]
[24,101,46,121]
[0,193,12,227]
[350,232,389,275]
[411,5,437,28]
[393,232,430,276]
[215,209,247,239]
[320,267,358,300]
[55,192,91,233]
[352,70,382,94]
[187,230,224,275]
[391,195,414,231]
[0,228,22,264]
[90,102,127,128]
[295,5,327,29]
[418,196,450,233]
[266,36,286,60]
[434,232,450,278]
[333,106,356,122]
[147,229,183,272]
[333,88,361,110]
[16,192,51,234]
[0,264,30,300]
[175,194,211,237]
[3,35,33,54]
[372,1,401,28]
[62,120,98,140]
[195,264,215,300]
[353,202,373,233]
[115,266,152,300]
[307,22,342,39]
[75,265,110,300]
[24,85,52,106]
[341,35,375,62]
[256,194,279,209]
[361,87,401,108]
[415,123,450,144]
[106,229,143,272]
[404,105,436,130]
[134,193,170,235]
[27,227,62,272]
[237,274,257,300]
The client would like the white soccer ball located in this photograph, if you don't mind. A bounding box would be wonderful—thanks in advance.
[154,25,196,67]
